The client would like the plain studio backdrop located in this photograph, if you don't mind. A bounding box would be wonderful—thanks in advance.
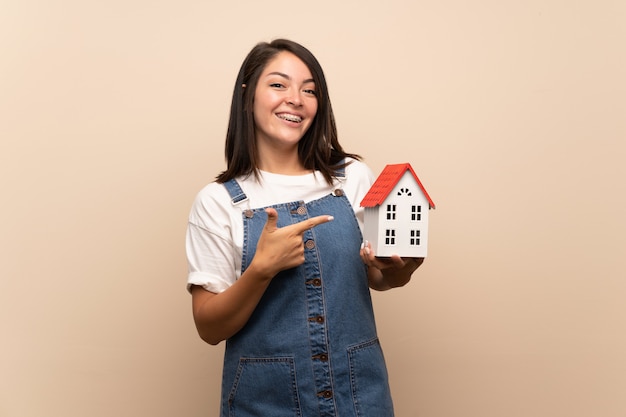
[1,1,625,416]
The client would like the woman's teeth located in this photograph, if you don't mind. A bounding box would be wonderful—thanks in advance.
[277,113,302,123]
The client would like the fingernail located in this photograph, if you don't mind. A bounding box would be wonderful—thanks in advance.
[360,242,364,249]
[327,216,334,221]
[364,247,370,255]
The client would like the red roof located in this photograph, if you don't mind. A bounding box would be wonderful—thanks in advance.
[360,163,435,209]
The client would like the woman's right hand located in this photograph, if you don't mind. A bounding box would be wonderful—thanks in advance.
[191,207,333,345]
[251,208,334,279]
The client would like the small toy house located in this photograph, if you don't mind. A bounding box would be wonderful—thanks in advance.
[360,163,435,258]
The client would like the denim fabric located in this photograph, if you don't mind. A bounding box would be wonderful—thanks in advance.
[221,178,394,417]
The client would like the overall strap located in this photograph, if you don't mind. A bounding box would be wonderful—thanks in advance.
[335,161,346,178]
[223,179,248,204]
[332,161,347,190]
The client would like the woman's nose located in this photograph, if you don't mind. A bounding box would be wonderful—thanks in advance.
[286,90,302,106]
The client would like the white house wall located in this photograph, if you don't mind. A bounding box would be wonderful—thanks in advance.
[363,208,380,251]
[368,171,430,257]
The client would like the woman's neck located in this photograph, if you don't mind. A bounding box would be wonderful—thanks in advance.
[257,147,311,175]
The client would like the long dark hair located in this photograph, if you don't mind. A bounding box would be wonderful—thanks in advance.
[216,39,360,184]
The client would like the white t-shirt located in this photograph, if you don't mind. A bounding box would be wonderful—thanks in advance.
[186,159,376,293]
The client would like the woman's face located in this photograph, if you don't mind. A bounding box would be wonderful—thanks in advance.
[253,51,318,152]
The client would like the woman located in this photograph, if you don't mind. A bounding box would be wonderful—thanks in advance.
[186,39,423,417]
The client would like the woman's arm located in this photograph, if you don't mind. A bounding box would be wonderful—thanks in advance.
[191,208,333,345]
[191,261,274,345]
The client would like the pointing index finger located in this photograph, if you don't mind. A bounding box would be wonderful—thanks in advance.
[293,215,334,234]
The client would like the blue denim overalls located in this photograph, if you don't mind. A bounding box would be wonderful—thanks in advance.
[221,170,394,417]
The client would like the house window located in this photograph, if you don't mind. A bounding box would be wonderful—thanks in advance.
[386,204,396,220]
[411,205,422,221]
[385,229,396,245]
[410,230,421,246]
[397,187,412,196]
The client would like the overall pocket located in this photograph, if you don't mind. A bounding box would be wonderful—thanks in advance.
[348,338,395,417]
[228,357,302,417]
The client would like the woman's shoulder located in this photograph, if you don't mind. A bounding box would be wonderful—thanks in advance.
[344,158,376,184]
[189,181,235,227]
[194,181,231,204]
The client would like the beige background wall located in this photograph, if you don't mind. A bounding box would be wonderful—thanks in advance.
[1,1,625,416]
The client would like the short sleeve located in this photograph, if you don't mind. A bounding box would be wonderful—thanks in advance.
[185,183,240,293]
[343,159,377,233]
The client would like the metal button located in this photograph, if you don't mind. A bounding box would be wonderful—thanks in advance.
[296,206,307,215]
[318,390,333,398]
[305,239,315,249]
[244,210,254,218]
[306,278,322,286]
[334,189,344,196]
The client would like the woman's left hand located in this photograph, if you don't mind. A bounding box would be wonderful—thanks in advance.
[360,240,424,290]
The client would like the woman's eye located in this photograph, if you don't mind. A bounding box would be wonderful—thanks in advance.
[303,89,316,95]
[270,83,284,88]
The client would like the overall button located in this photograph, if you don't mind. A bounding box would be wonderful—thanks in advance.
[318,390,333,399]
[334,189,344,196]
[296,206,307,215]
[305,240,315,249]
[244,210,254,218]
[306,278,322,286]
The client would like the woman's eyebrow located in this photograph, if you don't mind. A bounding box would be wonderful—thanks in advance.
[266,71,315,84]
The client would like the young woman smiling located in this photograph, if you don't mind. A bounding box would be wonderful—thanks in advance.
[186,39,423,417]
